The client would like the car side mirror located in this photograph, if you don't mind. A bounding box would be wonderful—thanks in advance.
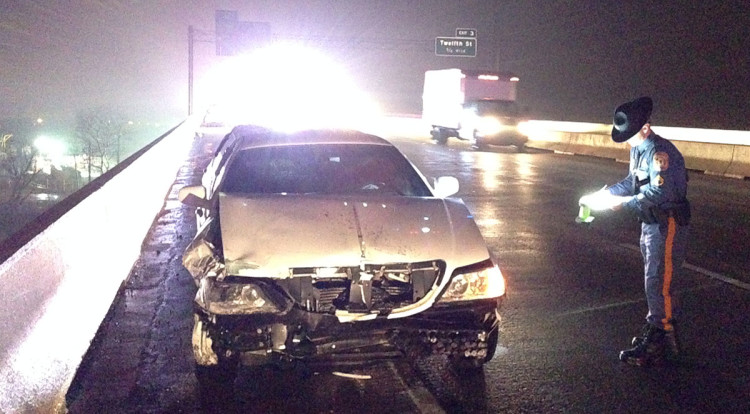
[433,176,459,198]
[178,185,211,209]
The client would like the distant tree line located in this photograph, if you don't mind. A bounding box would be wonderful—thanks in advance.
[75,107,128,182]
[0,108,132,241]
[0,118,42,212]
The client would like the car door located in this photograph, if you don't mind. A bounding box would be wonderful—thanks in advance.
[196,132,239,228]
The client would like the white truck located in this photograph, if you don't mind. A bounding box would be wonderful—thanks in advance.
[422,68,528,150]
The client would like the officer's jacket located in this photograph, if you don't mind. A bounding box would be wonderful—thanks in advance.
[608,132,690,225]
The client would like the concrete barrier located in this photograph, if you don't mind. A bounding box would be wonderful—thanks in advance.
[0,119,196,413]
[726,145,750,178]
[519,130,574,154]
[522,121,750,179]
[562,132,628,160]
[670,141,734,177]
[375,116,750,178]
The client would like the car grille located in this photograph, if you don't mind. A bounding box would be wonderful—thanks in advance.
[276,260,445,315]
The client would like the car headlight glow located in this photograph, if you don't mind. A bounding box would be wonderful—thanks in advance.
[196,278,280,314]
[476,116,504,137]
[440,264,506,303]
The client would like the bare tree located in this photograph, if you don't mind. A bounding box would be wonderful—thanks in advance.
[75,108,127,182]
[0,119,41,212]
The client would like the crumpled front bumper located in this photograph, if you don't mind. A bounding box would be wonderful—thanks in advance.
[196,297,502,367]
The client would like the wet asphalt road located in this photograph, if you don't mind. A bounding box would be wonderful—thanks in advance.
[66,130,750,413]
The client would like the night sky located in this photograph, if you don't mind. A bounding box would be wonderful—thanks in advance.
[1,1,748,130]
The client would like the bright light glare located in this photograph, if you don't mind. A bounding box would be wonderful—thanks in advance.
[516,121,533,137]
[34,136,65,155]
[197,43,381,132]
[460,151,503,191]
[477,116,503,136]
[579,191,631,211]
[653,126,750,146]
[34,135,67,170]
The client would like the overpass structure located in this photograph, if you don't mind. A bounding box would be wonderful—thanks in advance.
[0,115,748,412]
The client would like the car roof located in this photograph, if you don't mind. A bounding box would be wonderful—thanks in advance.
[229,125,393,150]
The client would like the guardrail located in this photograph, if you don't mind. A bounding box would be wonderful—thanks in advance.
[0,119,195,413]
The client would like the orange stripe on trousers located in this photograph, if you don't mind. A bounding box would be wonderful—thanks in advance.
[662,217,676,331]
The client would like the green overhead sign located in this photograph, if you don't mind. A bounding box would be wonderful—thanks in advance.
[435,37,476,57]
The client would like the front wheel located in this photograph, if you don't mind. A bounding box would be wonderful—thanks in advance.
[193,313,238,400]
[470,133,488,151]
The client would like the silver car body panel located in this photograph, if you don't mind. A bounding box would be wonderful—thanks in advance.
[217,192,491,319]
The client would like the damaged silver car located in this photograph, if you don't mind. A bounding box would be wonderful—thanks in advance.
[179,125,506,388]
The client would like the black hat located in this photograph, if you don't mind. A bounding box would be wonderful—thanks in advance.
[611,96,653,143]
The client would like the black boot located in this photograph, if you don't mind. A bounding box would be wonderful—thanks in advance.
[619,324,666,366]
[631,322,680,362]
[630,323,651,347]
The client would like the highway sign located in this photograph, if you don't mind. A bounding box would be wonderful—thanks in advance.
[456,28,477,38]
[435,37,477,57]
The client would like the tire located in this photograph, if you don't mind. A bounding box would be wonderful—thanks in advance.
[432,128,449,145]
[193,313,238,403]
[448,326,499,372]
[471,133,488,151]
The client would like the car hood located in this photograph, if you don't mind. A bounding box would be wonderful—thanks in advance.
[218,193,490,277]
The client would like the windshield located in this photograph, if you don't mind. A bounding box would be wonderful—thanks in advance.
[221,144,432,197]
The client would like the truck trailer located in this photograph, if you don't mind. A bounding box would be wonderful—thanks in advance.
[422,68,528,150]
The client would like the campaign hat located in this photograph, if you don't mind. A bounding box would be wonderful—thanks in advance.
[611,96,653,143]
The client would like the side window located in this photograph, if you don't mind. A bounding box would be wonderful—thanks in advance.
[216,136,239,172]
[213,132,234,157]
[211,137,242,196]
[204,133,239,198]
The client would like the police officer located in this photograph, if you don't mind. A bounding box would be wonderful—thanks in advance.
[604,96,691,366]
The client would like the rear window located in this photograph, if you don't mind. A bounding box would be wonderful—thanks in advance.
[221,144,432,197]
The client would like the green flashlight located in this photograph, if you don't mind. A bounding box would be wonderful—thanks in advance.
[576,204,594,223]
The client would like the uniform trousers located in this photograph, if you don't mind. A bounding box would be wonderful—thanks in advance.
[639,216,689,332]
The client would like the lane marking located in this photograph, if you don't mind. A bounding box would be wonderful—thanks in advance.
[387,361,445,414]
[618,243,750,291]
[332,371,371,380]
[682,263,750,290]
[559,284,722,317]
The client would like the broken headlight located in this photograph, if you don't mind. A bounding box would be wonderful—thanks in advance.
[196,277,281,314]
[440,262,506,303]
